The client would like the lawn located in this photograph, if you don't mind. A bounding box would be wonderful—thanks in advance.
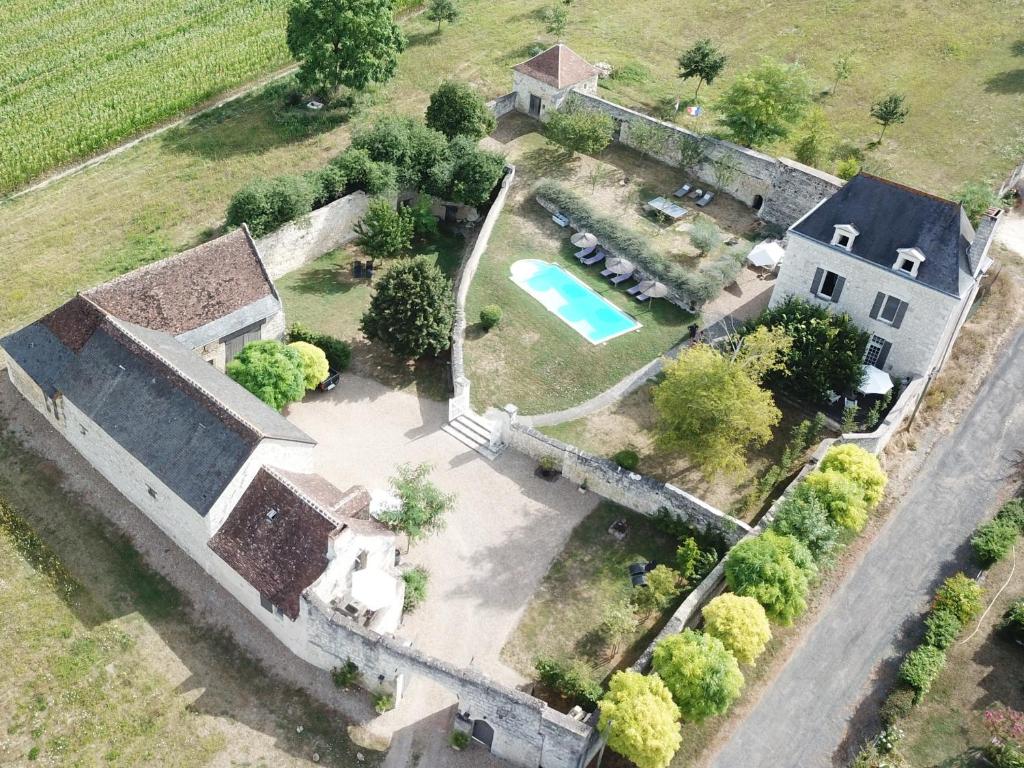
[1,0,1020,336]
[0,0,293,193]
[894,539,1024,766]
[276,230,465,399]
[501,503,697,696]
[0,419,380,768]
[542,384,829,521]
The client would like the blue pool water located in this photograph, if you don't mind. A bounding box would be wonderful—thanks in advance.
[509,259,641,344]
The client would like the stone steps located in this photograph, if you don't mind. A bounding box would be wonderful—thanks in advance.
[442,413,501,460]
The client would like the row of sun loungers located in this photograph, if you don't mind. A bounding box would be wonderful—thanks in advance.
[672,183,715,207]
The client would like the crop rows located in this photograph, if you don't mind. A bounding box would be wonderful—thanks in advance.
[0,0,293,193]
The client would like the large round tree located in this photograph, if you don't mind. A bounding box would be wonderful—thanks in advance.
[701,593,772,665]
[360,256,455,358]
[724,531,815,625]
[598,671,681,768]
[425,81,496,139]
[226,340,306,411]
[652,630,744,721]
[286,0,406,97]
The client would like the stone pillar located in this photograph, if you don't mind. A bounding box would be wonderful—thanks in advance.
[500,404,519,445]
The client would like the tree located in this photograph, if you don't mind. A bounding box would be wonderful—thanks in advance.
[598,671,682,768]
[932,573,983,624]
[792,107,834,168]
[632,564,682,615]
[226,174,317,237]
[702,594,772,665]
[653,345,781,476]
[972,518,1018,566]
[831,55,853,95]
[677,39,728,97]
[954,181,1000,227]
[711,154,740,191]
[724,531,814,625]
[351,116,450,190]
[676,134,706,175]
[689,217,721,256]
[425,81,495,139]
[425,0,459,32]
[818,444,887,507]
[360,255,455,358]
[288,341,329,389]
[286,0,406,96]
[355,198,414,258]
[751,296,870,402]
[378,462,454,543]
[675,537,716,583]
[542,5,569,39]
[725,325,792,384]
[717,61,811,148]
[544,104,614,157]
[434,136,505,206]
[598,599,640,653]
[330,147,398,194]
[870,92,909,143]
[226,340,306,411]
[801,469,870,532]
[770,489,841,562]
[653,630,744,721]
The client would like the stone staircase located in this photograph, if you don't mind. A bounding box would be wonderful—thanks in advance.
[442,411,502,460]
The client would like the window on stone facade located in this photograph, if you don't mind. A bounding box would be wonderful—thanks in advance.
[879,295,901,323]
[865,335,889,367]
[818,270,839,299]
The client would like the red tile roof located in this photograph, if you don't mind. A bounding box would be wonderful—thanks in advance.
[513,44,598,89]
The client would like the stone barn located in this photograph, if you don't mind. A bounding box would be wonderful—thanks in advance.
[512,44,599,120]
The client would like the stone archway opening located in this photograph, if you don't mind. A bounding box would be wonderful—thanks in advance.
[472,718,495,749]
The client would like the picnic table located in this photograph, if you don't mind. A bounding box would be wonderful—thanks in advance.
[645,196,688,220]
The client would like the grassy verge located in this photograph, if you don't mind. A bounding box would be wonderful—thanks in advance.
[276,230,464,399]
[501,503,691,694]
[0,421,380,767]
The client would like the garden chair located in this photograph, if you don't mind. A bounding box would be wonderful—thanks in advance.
[673,183,691,198]
[626,281,645,295]
[635,291,652,302]
[696,191,715,207]
[581,250,605,266]
[574,244,596,260]
[609,271,634,285]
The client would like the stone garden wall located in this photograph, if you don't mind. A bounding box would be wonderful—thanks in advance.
[839,377,926,455]
[488,92,518,119]
[257,191,371,280]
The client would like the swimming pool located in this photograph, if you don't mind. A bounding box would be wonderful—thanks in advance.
[509,259,641,345]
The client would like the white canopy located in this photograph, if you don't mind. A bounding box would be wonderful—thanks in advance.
[747,240,785,269]
[351,568,399,612]
[859,365,893,395]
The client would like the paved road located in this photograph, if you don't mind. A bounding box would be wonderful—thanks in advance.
[710,327,1024,768]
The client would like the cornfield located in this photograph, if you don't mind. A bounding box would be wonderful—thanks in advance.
[0,0,293,194]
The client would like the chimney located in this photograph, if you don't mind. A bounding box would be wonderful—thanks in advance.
[967,207,1003,276]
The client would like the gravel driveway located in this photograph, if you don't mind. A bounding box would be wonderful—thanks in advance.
[710,326,1024,768]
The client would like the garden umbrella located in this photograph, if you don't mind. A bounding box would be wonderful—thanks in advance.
[746,240,784,269]
[605,257,634,275]
[858,365,893,395]
[636,280,669,298]
[571,231,598,249]
[351,568,399,612]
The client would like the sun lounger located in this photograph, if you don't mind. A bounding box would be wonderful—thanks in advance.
[696,191,715,207]
[626,282,645,295]
[574,245,596,260]
[600,268,614,277]
[581,251,605,266]
[673,183,691,198]
[609,272,634,285]
[552,212,570,227]
[635,292,652,302]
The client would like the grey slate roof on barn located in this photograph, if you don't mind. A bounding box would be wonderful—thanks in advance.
[791,173,974,297]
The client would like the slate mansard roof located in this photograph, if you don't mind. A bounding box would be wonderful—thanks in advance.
[1,294,313,515]
[791,173,975,297]
[209,467,374,619]
[513,44,599,90]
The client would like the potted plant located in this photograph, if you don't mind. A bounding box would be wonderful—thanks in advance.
[538,455,560,479]
[450,730,470,751]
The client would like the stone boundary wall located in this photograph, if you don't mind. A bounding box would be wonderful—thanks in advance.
[257,191,371,280]
[304,593,600,768]
[839,376,926,455]
[502,413,751,545]
[566,91,842,230]
[449,165,516,420]
[489,92,518,119]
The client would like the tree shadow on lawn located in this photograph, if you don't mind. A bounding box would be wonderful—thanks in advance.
[405,29,445,48]
[519,144,578,181]
[984,69,1024,94]
[286,263,362,296]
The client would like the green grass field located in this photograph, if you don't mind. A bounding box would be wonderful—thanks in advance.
[0,0,294,193]
[0,0,1020,332]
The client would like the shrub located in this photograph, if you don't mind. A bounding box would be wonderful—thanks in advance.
[675,537,717,582]
[899,644,946,700]
[226,174,317,238]
[612,449,640,472]
[355,198,414,259]
[287,323,352,372]
[689,217,721,256]
[653,630,744,721]
[309,164,349,208]
[972,517,1019,567]
[770,487,842,562]
[374,692,395,713]
[999,597,1024,643]
[879,686,917,726]
[330,147,398,195]
[545,104,615,156]
[632,564,683,615]
[818,444,887,507]
[724,531,813,625]
[801,469,869,532]
[923,607,963,650]
[535,657,603,709]
[701,593,772,665]
[479,304,502,330]
[450,730,470,749]
[425,81,496,139]
[361,256,455,358]
[836,157,860,180]
[997,499,1024,533]
[538,455,560,475]
[287,341,330,389]
[430,136,505,206]
[226,340,306,411]
[933,573,983,625]
[598,671,682,768]
[331,659,360,688]
[597,599,640,653]
[402,566,429,612]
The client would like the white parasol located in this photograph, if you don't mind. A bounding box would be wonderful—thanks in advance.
[351,568,399,612]
[746,241,785,269]
[570,231,599,249]
[859,365,893,395]
[605,257,635,275]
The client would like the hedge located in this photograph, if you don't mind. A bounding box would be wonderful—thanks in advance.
[535,657,603,709]
[287,323,352,373]
[534,180,744,305]
[899,644,946,700]
[971,517,1019,567]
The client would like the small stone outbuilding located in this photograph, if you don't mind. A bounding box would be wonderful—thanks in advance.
[512,44,598,120]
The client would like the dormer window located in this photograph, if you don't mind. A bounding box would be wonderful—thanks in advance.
[894,247,925,278]
[831,224,859,251]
